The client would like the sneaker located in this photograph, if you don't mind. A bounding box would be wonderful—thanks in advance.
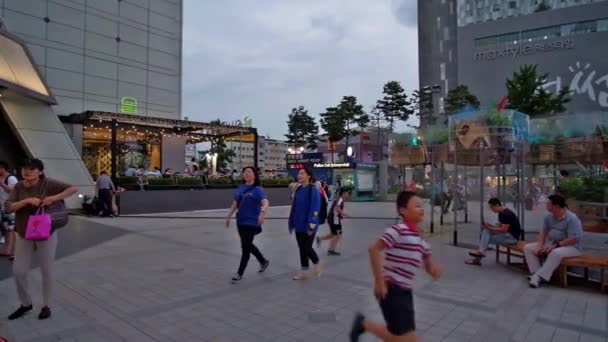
[8,305,33,320]
[38,306,51,320]
[314,263,323,278]
[350,312,366,342]
[529,274,541,288]
[316,237,321,248]
[328,250,341,256]
[231,274,243,284]
[259,260,270,273]
[293,272,310,280]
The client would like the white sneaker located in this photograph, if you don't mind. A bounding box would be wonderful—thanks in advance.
[529,274,541,288]
[0,237,5,244]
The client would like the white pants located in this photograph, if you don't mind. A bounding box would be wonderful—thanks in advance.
[13,233,58,307]
[523,242,581,281]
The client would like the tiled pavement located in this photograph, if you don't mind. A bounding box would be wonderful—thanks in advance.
[0,202,606,342]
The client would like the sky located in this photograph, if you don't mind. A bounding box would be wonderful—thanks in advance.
[181,0,419,140]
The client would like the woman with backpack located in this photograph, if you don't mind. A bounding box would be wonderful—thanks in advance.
[225,166,270,284]
[288,167,322,280]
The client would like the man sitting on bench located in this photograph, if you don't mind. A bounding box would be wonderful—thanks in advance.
[524,194,583,288]
[466,198,521,265]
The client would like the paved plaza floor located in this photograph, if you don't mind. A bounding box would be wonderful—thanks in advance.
[0,201,606,341]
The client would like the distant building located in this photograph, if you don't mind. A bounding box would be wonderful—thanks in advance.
[225,136,289,173]
[418,0,608,126]
[316,127,390,162]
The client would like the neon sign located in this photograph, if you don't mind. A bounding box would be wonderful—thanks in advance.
[120,97,138,114]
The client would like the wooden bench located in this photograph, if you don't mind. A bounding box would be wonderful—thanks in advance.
[559,254,608,292]
[495,241,528,266]
[496,241,608,291]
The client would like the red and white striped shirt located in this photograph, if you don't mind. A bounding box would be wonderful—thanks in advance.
[380,223,431,289]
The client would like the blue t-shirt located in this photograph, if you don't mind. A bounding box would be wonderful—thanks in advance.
[234,185,266,227]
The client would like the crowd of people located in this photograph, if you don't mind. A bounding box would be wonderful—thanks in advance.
[0,160,590,341]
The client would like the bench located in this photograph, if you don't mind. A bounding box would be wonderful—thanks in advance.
[495,241,528,266]
[496,241,608,291]
[559,254,608,292]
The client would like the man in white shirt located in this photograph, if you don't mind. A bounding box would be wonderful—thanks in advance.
[0,161,18,258]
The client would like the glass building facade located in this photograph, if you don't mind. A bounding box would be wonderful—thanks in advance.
[457,0,607,27]
[0,0,182,119]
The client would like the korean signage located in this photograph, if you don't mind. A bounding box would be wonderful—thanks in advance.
[286,153,323,169]
[474,39,574,61]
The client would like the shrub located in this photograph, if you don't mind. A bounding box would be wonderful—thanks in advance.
[208,177,231,185]
[176,177,202,186]
[147,177,175,186]
[117,176,139,185]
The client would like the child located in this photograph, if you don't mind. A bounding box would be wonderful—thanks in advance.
[317,188,351,255]
[350,191,441,342]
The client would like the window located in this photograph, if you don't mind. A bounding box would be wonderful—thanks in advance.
[509,1,517,9]
[599,19,608,32]
[496,32,520,45]
[521,25,560,42]
[572,20,597,34]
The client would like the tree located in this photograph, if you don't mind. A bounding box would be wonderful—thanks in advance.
[505,65,570,117]
[444,85,481,114]
[320,96,369,151]
[374,81,413,132]
[208,119,237,169]
[285,106,319,150]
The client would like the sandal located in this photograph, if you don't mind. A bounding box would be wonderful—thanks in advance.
[468,251,485,258]
[465,258,482,266]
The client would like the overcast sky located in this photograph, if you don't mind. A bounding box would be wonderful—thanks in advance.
[182,0,419,139]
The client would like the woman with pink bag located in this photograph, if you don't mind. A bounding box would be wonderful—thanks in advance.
[4,159,77,321]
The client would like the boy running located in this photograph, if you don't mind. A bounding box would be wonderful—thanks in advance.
[317,188,351,255]
[350,191,441,342]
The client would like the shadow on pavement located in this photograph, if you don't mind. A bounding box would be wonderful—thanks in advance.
[0,217,128,281]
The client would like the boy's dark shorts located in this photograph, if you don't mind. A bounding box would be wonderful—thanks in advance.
[379,284,415,335]
[329,224,342,235]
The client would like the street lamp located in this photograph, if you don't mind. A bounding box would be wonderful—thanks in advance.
[287,147,294,154]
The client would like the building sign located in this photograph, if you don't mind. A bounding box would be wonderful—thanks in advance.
[474,39,574,61]
[120,97,138,114]
[543,61,608,108]
[313,162,351,168]
[286,153,323,167]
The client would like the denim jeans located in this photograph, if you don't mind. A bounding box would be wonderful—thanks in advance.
[479,229,517,251]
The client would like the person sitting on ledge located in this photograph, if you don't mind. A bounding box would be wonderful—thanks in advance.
[466,198,521,266]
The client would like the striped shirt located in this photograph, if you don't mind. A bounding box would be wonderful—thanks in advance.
[381,223,431,289]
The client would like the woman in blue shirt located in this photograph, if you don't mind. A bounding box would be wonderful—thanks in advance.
[289,167,322,280]
[225,167,270,283]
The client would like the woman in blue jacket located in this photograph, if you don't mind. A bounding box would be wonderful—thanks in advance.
[225,167,270,283]
[289,166,322,280]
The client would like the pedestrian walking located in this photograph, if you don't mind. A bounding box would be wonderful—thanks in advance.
[225,166,270,283]
[5,159,77,320]
[317,187,352,255]
[350,191,442,342]
[95,171,115,217]
[288,167,322,280]
[0,161,18,260]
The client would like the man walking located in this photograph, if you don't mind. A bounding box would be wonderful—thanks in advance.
[524,194,583,288]
[95,171,116,217]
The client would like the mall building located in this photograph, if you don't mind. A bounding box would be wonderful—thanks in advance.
[0,1,214,205]
[418,0,608,125]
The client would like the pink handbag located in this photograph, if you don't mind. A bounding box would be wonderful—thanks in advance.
[25,207,52,241]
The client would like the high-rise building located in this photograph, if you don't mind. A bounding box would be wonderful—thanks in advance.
[0,0,182,118]
[0,0,183,204]
[418,0,608,125]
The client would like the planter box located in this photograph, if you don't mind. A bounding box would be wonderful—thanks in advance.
[569,201,608,233]
[390,146,427,165]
